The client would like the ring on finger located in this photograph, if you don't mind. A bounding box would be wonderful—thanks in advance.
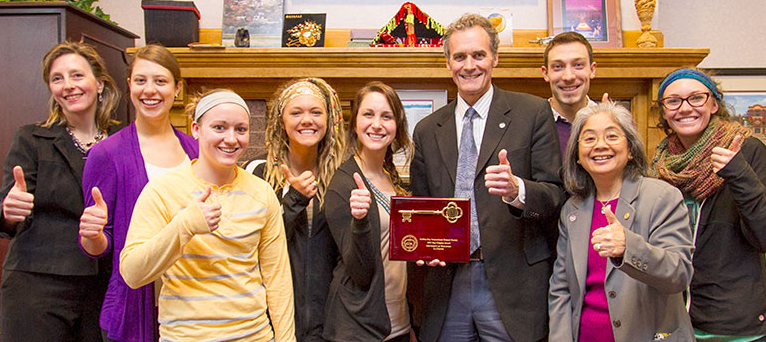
[595,243,601,251]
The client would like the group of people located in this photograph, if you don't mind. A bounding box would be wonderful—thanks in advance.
[0,12,764,342]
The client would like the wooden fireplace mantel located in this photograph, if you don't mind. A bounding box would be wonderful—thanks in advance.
[129,46,709,157]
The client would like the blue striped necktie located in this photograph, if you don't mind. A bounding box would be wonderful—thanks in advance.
[455,107,480,254]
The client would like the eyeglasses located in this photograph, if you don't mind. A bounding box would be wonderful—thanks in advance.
[659,92,711,110]
[578,131,625,147]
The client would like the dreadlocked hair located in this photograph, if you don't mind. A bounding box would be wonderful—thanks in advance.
[263,78,346,206]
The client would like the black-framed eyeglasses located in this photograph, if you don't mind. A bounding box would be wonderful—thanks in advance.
[659,93,711,110]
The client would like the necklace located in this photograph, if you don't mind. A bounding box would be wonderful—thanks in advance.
[66,126,105,153]
[597,192,619,214]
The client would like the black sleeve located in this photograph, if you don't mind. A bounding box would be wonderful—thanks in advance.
[1,126,39,237]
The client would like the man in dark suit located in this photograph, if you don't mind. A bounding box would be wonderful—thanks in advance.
[410,13,566,342]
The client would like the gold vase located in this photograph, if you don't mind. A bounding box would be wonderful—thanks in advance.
[635,0,658,48]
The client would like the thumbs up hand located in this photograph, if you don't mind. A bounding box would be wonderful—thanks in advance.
[711,135,743,173]
[350,173,371,219]
[280,164,318,199]
[591,205,626,258]
[2,166,34,223]
[79,187,108,240]
[196,186,222,232]
[485,149,520,199]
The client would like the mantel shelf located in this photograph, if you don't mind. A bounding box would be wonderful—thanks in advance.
[132,46,710,159]
[131,47,710,80]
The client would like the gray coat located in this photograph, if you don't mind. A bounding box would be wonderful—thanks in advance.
[548,176,695,342]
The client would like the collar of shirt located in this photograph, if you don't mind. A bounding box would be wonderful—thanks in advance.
[549,96,597,123]
[455,85,494,149]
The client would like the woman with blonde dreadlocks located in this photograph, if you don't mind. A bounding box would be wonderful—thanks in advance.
[652,68,766,341]
[243,77,345,342]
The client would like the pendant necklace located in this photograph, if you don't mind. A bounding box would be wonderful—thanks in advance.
[597,191,619,214]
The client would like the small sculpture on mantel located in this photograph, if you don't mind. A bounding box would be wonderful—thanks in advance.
[404,3,416,47]
[635,0,658,48]
[371,2,445,47]
[234,28,250,47]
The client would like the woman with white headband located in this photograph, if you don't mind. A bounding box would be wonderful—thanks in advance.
[243,77,345,342]
[120,89,296,342]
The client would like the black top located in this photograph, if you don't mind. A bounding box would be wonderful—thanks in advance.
[0,124,103,276]
[249,159,337,342]
[689,136,766,335]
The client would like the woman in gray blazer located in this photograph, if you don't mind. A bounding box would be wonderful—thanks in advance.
[549,102,695,341]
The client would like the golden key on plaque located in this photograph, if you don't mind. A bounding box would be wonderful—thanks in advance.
[400,201,463,224]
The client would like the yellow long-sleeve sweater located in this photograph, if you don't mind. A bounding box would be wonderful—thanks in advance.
[120,161,295,342]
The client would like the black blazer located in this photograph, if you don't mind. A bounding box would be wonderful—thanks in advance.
[251,160,337,342]
[322,157,392,342]
[410,86,566,342]
[0,124,100,276]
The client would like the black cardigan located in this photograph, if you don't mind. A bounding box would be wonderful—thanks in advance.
[322,157,392,342]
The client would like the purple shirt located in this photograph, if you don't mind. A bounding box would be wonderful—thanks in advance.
[555,117,572,160]
[79,123,198,342]
[578,198,617,342]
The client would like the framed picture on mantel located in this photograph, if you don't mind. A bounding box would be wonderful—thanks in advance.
[547,0,622,47]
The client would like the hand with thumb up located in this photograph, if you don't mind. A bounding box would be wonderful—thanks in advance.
[484,149,520,199]
[79,187,108,240]
[349,173,371,220]
[2,165,34,223]
[196,186,222,232]
[591,205,626,258]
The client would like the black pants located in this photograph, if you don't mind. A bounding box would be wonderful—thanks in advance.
[1,269,104,342]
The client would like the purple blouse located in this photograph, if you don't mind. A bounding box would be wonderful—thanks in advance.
[578,198,617,342]
[79,123,198,342]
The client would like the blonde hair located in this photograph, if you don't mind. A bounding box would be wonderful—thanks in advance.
[264,78,346,206]
[41,40,119,130]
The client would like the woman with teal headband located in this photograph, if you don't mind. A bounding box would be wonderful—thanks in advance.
[652,68,766,341]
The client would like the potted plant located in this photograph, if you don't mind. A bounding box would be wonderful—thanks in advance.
[0,0,115,23]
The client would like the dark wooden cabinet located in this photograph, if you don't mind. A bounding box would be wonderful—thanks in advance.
[0,2,138,167]
[0,2,138,289]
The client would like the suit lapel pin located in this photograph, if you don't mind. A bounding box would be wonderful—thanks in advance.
[624,212,629,220]
[569,214,576,222]
[499,122,506,129]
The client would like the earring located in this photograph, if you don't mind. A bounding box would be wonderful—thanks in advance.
[98,92,103,102]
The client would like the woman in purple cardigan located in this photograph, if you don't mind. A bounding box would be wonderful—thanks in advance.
[78,45,199,342]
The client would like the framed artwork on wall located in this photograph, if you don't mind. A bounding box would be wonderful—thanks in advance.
[547,0,622,47]
[707,69,766,139]
[222,0,284,47]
